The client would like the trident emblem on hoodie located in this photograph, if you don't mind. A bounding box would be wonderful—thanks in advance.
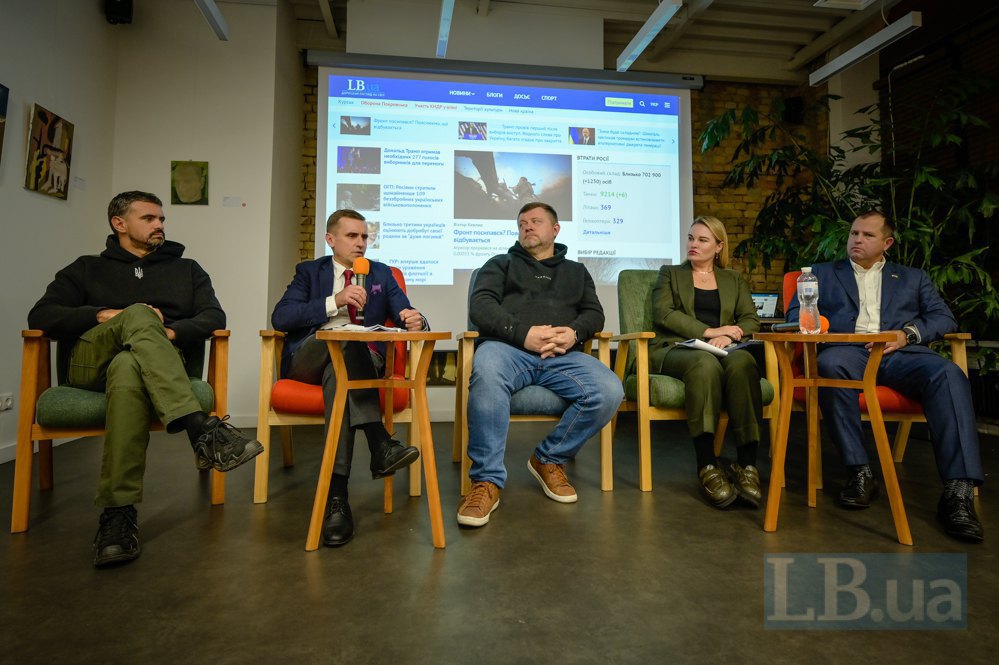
[134,267,144,279]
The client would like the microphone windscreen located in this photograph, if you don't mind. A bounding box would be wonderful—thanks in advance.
[352,256,370,275]
[819,316,830,333]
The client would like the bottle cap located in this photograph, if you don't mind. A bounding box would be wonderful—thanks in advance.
[801,266,812,273]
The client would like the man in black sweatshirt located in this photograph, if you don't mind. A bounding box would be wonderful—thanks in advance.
[28,191,263,568]
[457,202,623,527]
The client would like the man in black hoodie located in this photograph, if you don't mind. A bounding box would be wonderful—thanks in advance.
[28,191,263,568]
[457,202,623,527]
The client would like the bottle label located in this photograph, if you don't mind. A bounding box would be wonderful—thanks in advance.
[799,284,817,297]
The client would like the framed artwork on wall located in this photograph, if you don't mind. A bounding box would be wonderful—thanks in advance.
[24,103,73,199]
[170,160,209,205]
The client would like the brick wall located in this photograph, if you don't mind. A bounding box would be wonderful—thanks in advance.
[691,81,829,293]
[299,70,828,295]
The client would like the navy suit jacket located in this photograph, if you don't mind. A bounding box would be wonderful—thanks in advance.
[271,257,414,376]
[786,260,957,348]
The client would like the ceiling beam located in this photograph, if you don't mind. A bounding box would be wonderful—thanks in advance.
[784,0,900,71]
[317,0,338,39]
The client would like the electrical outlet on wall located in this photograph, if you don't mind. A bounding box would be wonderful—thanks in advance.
[0,392,13,412]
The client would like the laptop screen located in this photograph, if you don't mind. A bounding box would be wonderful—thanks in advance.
[752,292,779,319]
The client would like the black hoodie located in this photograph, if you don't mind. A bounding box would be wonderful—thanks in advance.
[470,242,604,351]
[28,235,225,345]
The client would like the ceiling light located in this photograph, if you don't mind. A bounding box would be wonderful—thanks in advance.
[616,1,683,72]
[436,0,456,58]
[194,0,230,41]
[809,11,921,86]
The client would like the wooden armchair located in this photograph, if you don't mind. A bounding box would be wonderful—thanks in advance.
[612,269,779,491]
[11,330,229,533]
[450,268,614,494]
[254,266,419,511]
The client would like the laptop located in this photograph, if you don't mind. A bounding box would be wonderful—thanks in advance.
[751,292,780,319]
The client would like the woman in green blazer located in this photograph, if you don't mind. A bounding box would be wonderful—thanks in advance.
[650,216,763,509]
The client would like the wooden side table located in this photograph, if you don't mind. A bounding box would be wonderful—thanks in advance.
[754,331,913,546]
[309,330,451,550]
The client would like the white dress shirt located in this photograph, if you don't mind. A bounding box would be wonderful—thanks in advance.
[320,258,352,330]
[850,257,886,334]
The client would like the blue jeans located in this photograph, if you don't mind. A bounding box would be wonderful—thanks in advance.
[467,341,624,488]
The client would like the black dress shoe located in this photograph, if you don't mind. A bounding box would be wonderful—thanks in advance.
[937,493,984,543]
[369,438,420,479]
[322,495,354,547]
[839,467,880,509]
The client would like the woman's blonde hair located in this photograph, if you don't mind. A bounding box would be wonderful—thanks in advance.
[691,215,729,269]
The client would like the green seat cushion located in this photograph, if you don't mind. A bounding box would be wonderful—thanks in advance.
[35,380,215,429]
[624,374,774,410]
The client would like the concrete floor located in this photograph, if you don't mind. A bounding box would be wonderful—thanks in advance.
[1,418,996,665]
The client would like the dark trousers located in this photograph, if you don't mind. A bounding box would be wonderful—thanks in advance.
[816,344,983,483]
[653,347,762,444]
[67,304,203,507]
[286,335,384,477]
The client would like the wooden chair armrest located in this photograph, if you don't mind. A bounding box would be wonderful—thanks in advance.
[456,331,479,341]
[207,330,230,414]
[611,332,655,342]
[591,331,613,340]
[259,329,286,338]
[944,332,970,376]
[22,329,47,339]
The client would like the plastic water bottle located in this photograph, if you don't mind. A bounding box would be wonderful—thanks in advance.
[797,267,821,334]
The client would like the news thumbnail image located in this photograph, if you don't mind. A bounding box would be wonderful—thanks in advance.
[337,146,381,174]
[454,151,572,221]
[340,116,371,135]
[336,183,380,211]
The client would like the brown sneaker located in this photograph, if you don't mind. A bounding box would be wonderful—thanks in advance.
[528,456,578,503]
[456,481,501,527]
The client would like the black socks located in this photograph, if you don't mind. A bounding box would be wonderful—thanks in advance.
[169,411,209,442]
[362,421,391,447]
[737,441,759,469]
[330,473,349,499]
[694,433,716,470]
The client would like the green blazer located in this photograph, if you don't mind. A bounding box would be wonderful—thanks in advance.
[649,263,760,361]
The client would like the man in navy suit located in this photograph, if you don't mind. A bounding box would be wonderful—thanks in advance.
[272,209,426,547]
[787,211,984,542]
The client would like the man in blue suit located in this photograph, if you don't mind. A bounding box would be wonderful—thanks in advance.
[272,209,426,547]
[787,211,983,542]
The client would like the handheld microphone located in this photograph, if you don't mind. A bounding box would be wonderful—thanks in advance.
[771,316,830,333]
[352,256,370,322]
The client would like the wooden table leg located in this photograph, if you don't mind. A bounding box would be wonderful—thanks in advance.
[864,345,913,546]
[305,343,350,552]
[413,341,446,548]
[764,345,796,532]
[804,344,820,508]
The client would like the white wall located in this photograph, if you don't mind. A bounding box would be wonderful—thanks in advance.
[268,0,305,314]
[0,0,121,461]
[0,0,302,463]
[110,0,295,430]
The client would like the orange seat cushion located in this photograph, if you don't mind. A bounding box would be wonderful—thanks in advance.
[270,378,410,415]
[792,385,923,415]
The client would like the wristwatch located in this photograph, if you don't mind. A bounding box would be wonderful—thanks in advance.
[903,324,919,346]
